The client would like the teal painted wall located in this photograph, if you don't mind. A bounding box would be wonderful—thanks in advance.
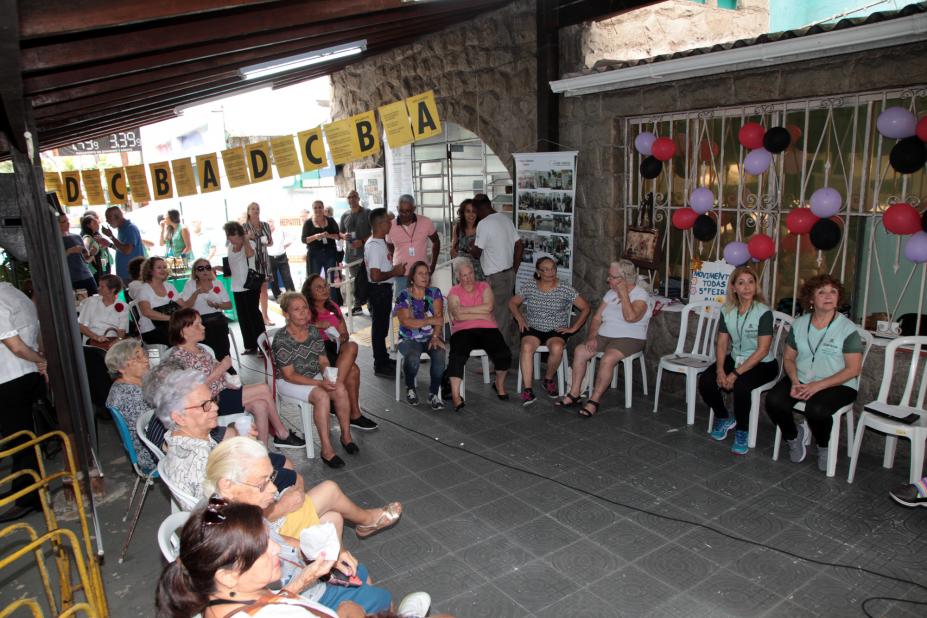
[770,0,906,31]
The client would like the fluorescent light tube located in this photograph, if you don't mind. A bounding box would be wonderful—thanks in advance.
[240,40,367,80]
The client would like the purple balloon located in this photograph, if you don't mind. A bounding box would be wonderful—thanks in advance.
[723,241,750,266]
[809,187,842,218]
[743,148,773,175]
[689,187,714,214]
[634,132,656,156]
[904,231,927,264]
[877,106,917,140]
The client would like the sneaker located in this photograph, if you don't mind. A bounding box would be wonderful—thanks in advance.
[273,432,306,449]
[350,415,378,431]
[521,388,536,407]
[429,394,444,410]
[817,446,829,472]
[406,388,418,406]
[731,430,749,455]
[889,478,927,507]
[397,591,431,618]
[787,424,807,463]
[709,416,736,441]
[351,307,364,316]
[542,378,558,398]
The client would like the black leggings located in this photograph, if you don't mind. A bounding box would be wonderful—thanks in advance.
[447,328,512,379]
[233,289,265,350]
[765,377,857,447]
[698,357,778,430]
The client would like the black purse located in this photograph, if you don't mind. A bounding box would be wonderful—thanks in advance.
[243,252,264,291]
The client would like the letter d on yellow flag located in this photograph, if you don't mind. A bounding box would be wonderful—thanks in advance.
[352,111,380,159]
[406,90,442,141]
[149,162,174,199]
[246,141,273,184]
[60,171,83,206]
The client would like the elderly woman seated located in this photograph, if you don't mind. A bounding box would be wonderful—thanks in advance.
[300,275,377,431]
[178,257,234,361]
[445,258,512,411]
[143,363,301,506]
[559,260,652,417]
[272,292,356,469]
[78,274,129,344]
[394,261,447,410]
[201,438,403,615]
[104,338,158,471]
[168,308,304,449]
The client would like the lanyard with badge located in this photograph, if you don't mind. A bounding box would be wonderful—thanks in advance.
[806,313,836,380]
[399,218,418,257]
[733,303,753,366]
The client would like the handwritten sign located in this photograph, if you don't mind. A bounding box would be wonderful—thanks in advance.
[689,260,734,305]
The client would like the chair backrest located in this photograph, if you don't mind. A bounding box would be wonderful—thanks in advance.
[675,301,722,358]
[146,343,169,367]
[858,327,875,367]
[107,406,143,473]
[136,409,165,463]
[158,511,191,562]
[157,459,199,511]
[128,300,142,325]
[256,331,276,383]
[769,311,795,380]
[877,335,927,408]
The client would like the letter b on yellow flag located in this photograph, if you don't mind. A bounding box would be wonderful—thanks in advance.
[352,112,380,158]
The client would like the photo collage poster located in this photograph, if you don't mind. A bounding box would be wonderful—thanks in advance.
[513,151,578,291]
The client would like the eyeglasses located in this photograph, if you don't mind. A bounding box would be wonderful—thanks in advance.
[232,470,277,493]
[203,495,228,526]
[195,265,211,272]
[184,397,219,414]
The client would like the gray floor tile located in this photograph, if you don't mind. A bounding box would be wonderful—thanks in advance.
[551,496,620,535]
[643,592,733,618]
[473,494,543,532]
[535,590,626,617]
[636,542,715,591]
[418,461,482,489]
[373,527,446,570]
[689,568,781,616]
[458,534,534,576]
[589,565,676,615]
[547,538,625,585]
[425,512,498,553]
[380,555,485,603]
[589,518,668,562]
[399,491,465,528]
[442,477,510,510]
[441,583,530,618]
[514,480,584,513]
[495,560,582,613]
[506,515,582,558]
[731,547,819,596]
[714,506,789,543]
[676,527,752,567]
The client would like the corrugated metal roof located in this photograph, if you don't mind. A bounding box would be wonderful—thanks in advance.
[563,1,927,79]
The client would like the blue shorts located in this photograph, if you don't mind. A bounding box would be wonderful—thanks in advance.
[268,452,296,492]
[318,564,391,614]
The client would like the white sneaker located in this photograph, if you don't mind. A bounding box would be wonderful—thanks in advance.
[397,591,431,617]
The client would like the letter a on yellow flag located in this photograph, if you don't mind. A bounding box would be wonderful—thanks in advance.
[405,91,442,141]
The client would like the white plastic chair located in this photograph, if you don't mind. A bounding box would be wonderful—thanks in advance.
[517,346,570,397]
[395,347,444,401]
[157,459,199,512]
[136,409,164,463]
[460,349,492,400]
[256,332,315,459]
[587,350,648,409]
[653,301,722,424]
[707,311,794,448]
[158,511,191,562]
[848,336,927,484]
[145,343,168,367]
[772,327,874,478]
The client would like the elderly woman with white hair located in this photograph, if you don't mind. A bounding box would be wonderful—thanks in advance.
[144,364,301,507]
[104,338,158,470]
[201,438,403,615]
[559,259,652,417]
[445,257,512,411]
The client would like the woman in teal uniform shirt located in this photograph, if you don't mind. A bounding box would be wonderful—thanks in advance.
[699,266,778,455]
[765,274,863,471]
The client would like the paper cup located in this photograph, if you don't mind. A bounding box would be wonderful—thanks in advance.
[324,366,338,383]
[225,374,242,388]
[234,415,253,437]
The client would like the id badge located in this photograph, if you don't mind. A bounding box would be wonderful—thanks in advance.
[735,356,745,367]
[408,246,416,257]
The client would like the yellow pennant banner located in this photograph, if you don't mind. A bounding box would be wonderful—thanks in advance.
[124,165,151,202]
[104,168,127,204]
[378,100,415,149]
[171,158,198,197]
[195,154,221,193]
[60,171,83,206]
[149,162,174,200]
[270,136,301,178]
[406,91,442,141]
[221,147,251,189]
[246,141,274,184]
[297,128,327,172]
[81,170,106,206]
[324,118,359,165]
[44,172,63,201]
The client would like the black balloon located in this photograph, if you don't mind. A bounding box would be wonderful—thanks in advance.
[640,156,662,179]
[763,127,791,154]
[890,137,927,174]
[922,208,927,233]
[809,219,841,251]
[692,214,717,241]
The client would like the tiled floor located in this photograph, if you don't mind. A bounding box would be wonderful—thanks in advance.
[4,315,927,616]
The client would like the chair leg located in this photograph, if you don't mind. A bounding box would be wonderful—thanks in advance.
[847,414,867,484]
[229,331,241,369]
[653,365,664,414]
[394,352,402,402]
[826,417,842,478]
[909,437,926,484]
[557,350,568,396]
[587,357,597,399]
[481,354,490,384]
[748,390,760,448]
[884,435,898,470]
[708,409,715,435]
[611,360,619,389]
[299,401,315,459]
[623,358,633,409]
[772,427,782,461]
[123,476,141,523]
[844,410,855,457]
[640,357,648,396]
[685,371,697,425]
[119,478,152,564]
[516,363,523,392]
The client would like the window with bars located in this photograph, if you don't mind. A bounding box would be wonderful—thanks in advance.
[623,85,927,326]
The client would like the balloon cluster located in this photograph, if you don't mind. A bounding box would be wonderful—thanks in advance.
[882,201,927,264]
[781,188,846,252]
[877,107,927,175]
[720,234,776,266]
[670,188,717,240]
[634,132,676,179]
[738,122,791,176]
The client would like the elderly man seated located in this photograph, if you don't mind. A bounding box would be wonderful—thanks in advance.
[143,363,301,509]
[201,438,406,615]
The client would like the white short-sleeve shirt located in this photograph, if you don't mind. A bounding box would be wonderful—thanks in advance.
[135,282,174,333]
[227,241,256,293]
[78,295,130,338]
[0,282,40,384]
[364,237,394,284]
[598,286,652,340]
[180,279,230,315]
[475,212,519,276]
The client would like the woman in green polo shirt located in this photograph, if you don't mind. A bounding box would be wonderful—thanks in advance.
[765,274,863,472]
[699,266,778,455]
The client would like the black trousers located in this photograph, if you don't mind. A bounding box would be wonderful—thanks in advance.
[141,323,170,346]
[368,282,393,367]
[447,328,512,379]
[233,288,265,350]
[348,262,369,309]
[0,372,45,508]
[201,313,232,364]
[698,356,778,430]
[765,377,858,447]
[269,254,295,298]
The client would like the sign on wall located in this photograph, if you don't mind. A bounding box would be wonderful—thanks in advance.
[57,129,142,156]
[514,151,578,291]
[689,259,734,305]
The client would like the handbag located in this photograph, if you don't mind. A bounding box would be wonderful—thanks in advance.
[243,252,264,291]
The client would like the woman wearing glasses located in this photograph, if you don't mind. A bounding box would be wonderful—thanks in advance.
[180,258,233,360]
[145,366,300,504]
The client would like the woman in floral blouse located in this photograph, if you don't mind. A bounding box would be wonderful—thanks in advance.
[394,261,446,410]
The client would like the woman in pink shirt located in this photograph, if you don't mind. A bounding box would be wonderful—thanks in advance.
[446,258,512,411]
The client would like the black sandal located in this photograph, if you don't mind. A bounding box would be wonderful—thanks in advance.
[491,383,510,401]
[556,392,583,407]
[579,400,600,417]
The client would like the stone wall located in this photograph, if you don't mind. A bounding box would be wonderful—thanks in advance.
[329,0,538,182]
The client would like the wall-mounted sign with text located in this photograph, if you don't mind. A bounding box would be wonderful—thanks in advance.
[57,129,142,156]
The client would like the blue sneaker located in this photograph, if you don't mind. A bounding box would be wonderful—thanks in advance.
[709,416,736,441]
[731,430,749,455]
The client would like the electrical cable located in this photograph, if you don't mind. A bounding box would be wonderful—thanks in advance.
[362,409,927,617]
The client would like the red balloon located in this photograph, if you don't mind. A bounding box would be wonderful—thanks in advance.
[651,137,676,161]
[917,116,927,142]
[698,139,719,162]
[785,208,819,235]
[747,233,776,260]
[671,207,698,230]
[883,202,922,235]
[738,123,765,150]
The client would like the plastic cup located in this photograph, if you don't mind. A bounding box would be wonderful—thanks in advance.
[234,415,253,437]
[324,367,338,383]
[225,374,242,388]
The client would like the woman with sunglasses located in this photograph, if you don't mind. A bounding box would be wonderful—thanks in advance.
[180,258,233,360]
[145,365,300,506]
